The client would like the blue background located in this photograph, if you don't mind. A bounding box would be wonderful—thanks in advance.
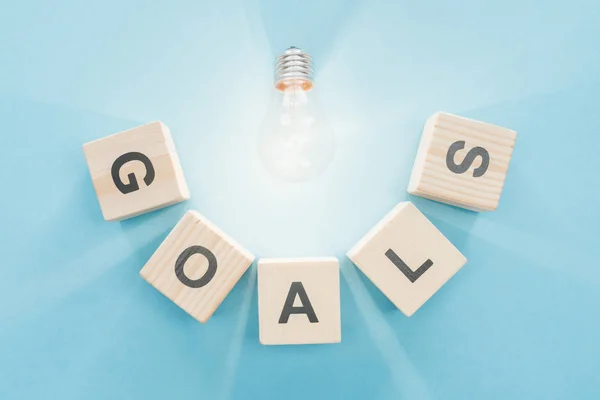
[1,1,599,399]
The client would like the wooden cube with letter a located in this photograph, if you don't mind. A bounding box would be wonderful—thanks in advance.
[347,202,466,317]
[140,210,254,323]
[258,258,341,345]
[83,121,189,221]
[408,112,517,211]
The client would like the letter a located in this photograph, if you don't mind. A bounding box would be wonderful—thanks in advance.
[278,282,319,324]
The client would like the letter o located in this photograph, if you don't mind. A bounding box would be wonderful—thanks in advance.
[174,246,217,288]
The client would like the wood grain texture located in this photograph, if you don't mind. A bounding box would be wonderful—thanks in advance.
[408,112,517,211]
[140,210,255,323]
[347,202,466,317]
[258,258,341,345]
[82,121,189,221]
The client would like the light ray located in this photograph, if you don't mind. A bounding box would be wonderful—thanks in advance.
[218,265,257,400]
[341,261,433,400]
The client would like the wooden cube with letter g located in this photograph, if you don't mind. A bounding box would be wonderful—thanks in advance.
[408,112,517,211]
[258,258,341,345]
[83,121,189,221]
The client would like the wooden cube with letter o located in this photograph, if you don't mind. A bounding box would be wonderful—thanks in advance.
[408,112,517,211]
[140,210,254,323]
[83,121,189,221]
[258,258,341,345]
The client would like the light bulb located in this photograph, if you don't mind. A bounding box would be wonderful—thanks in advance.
[258,46,335,182]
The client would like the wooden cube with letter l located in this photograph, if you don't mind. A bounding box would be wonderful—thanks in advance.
[347,202,466,317]
[258,258,341,345]
[408,112,517,211]
[140,210,255,323]
[83,121,190,221]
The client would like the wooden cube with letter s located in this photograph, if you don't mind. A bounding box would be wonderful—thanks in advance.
[408,112,517,211]
[258,258,341,345]
[83,121,190,221]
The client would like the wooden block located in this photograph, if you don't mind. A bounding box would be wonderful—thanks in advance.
[347,202,466,317]
[140,210,254,323]
[83,121,190,221]
[408,112,517,211]
[258,258,341,345]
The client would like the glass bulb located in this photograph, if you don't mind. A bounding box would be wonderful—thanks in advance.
[258,47,335,182]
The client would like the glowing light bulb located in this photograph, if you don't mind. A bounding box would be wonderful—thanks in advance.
[258,46,335,182]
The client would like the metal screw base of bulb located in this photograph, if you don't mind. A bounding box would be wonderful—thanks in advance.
[274,46,314,91]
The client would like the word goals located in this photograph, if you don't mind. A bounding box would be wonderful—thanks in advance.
[83,112,516,345]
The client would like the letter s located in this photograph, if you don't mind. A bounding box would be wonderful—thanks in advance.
[445,141,490,178]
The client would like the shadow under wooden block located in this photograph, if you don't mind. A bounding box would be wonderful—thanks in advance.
[258,258,341,345]
[347,202,466,317]
[408,112,517,212]
[140,210,255,323]
[82,121,190,221]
